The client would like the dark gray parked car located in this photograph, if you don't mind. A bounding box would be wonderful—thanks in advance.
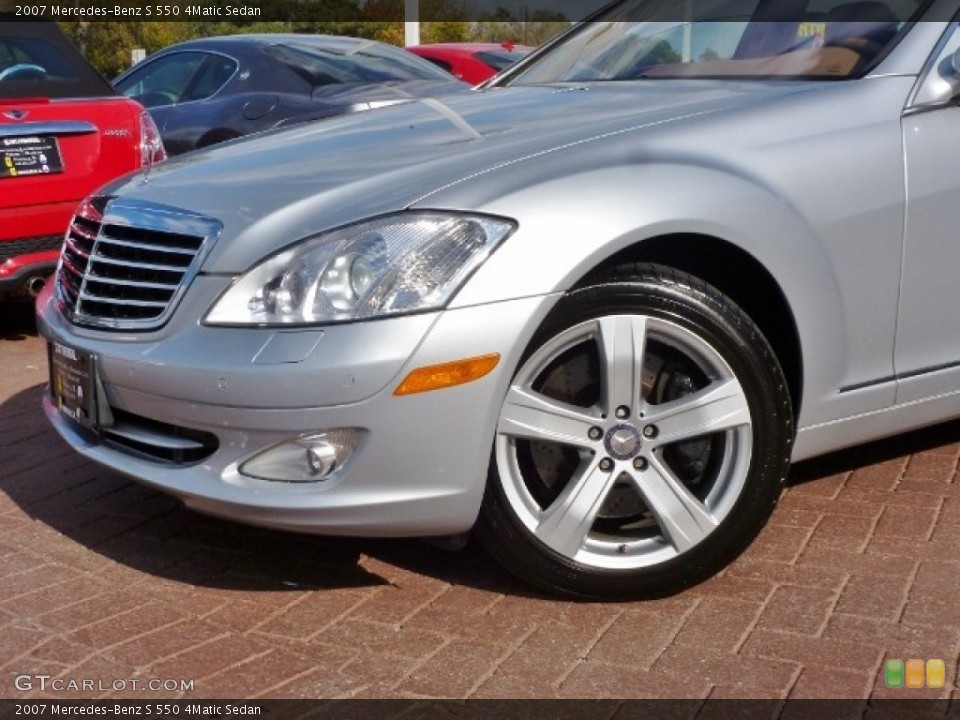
[37,0,960,598]
[114,33,469,155]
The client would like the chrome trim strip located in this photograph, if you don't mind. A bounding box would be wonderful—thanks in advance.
[88,255,192,273]
[59,196,222,332]
[95,236,199,256]
[0,120,98,138]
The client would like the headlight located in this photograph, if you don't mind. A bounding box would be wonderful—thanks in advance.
[205,213,515,326]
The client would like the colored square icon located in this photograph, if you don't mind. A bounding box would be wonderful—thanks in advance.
[906,659,925,688]
[926,659,946,689]
[885,659,904,688]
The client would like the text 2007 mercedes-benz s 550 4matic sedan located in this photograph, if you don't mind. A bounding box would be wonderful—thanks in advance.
[36,0,960,598]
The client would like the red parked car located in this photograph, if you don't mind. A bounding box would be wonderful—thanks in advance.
[0,22,164,300]
[406,42,533,84]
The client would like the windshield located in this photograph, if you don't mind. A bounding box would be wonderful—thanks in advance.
[506,0,924,83]
[264,40,452,87]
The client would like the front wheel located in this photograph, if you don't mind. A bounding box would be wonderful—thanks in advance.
[476,264,793,599]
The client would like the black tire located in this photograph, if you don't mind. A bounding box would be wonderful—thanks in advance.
[476,263,793,599]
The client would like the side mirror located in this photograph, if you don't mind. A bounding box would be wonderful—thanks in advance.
[908,39,960,111]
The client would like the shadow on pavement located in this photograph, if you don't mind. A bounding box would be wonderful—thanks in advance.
[789,416,960,485]
[1,299,38,341]
[10,371,959,599]
[0,381,528,597]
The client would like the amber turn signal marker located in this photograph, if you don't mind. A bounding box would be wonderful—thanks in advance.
[394,354,500,396]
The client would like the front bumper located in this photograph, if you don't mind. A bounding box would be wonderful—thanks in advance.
[37,278,556,536]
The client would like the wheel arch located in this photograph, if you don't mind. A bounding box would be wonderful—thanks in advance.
[196,127,242,149]
[577,233,803,424]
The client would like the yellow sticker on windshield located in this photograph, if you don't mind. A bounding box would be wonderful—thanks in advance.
[798,22,826,48]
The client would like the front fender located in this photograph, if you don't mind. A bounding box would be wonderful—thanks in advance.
[424,161,879,433]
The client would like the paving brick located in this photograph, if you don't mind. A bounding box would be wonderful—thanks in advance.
[0,623,53,668]
[787,473,849,498]
[182,647,318,698]
[397,639,512,697]
[314,619,449,661]
[841,487,943,509]
[789,667,874,699]
[728,558,848,591]
[67,601,187,650]
[0,551,49,579]
[824,614,960,659]
[472,619,614,698]
[903,454,958,484]
[834,573,912,622]
[345,583,447,627]
[875,505,941,541]
[780,493,883,518]
[33,589,148,634]
[22,634,97,668]
[1,574,112,619]
[768,507,822,529]
[589,609,688,670]
[757,585,841,636]
[738,524,813,564]
[485,594,621,628]
[901,597,960,629]
[337,652,419,697]
[148,633,275,683]
[807,514,881,553]
[672,598,762,652]
[846,461,907,493]
[0,564,79,604]
[693,572,777,604]
[654,644,799,696]
[558,660,712,699]
[940,499,960,526]
[103,619,228,669]
[741,628,884,671]
[801,545,918,579]
[403,600,539,648]
[253,589,375,640]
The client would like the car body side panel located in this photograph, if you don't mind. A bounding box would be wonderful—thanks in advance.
[424,76,916,441]
[895,104,960,402]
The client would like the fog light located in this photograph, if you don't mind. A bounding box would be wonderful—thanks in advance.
[239,429,362,483]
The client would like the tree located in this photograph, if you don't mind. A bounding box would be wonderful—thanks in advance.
[421,22,470,43]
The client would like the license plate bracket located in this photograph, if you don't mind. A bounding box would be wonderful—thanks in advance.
[48,339,98,430]
[1,135,64,179]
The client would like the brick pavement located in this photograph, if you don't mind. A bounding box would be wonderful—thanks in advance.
[1,301,959,701]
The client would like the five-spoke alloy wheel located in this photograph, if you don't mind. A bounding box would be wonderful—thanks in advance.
[477,264,793,599]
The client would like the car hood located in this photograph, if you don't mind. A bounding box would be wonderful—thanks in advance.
[102,82,814,273]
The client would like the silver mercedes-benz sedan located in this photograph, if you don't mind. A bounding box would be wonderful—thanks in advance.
[36,0,960,598]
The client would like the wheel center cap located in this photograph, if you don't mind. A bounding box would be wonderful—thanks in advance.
[604,424,642,460]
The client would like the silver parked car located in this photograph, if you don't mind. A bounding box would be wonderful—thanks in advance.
[36,0,960,598]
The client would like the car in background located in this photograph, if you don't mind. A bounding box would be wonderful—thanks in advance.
[114,34,471,156]
[406,42,533,84]
[0,22,164,301]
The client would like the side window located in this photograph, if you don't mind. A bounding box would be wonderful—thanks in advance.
[115,52,208,108]
[181,55,237,102]
[423,56,454,74]
[0,38,78,82]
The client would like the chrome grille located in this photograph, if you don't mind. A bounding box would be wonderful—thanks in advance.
[56,197,221,331]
